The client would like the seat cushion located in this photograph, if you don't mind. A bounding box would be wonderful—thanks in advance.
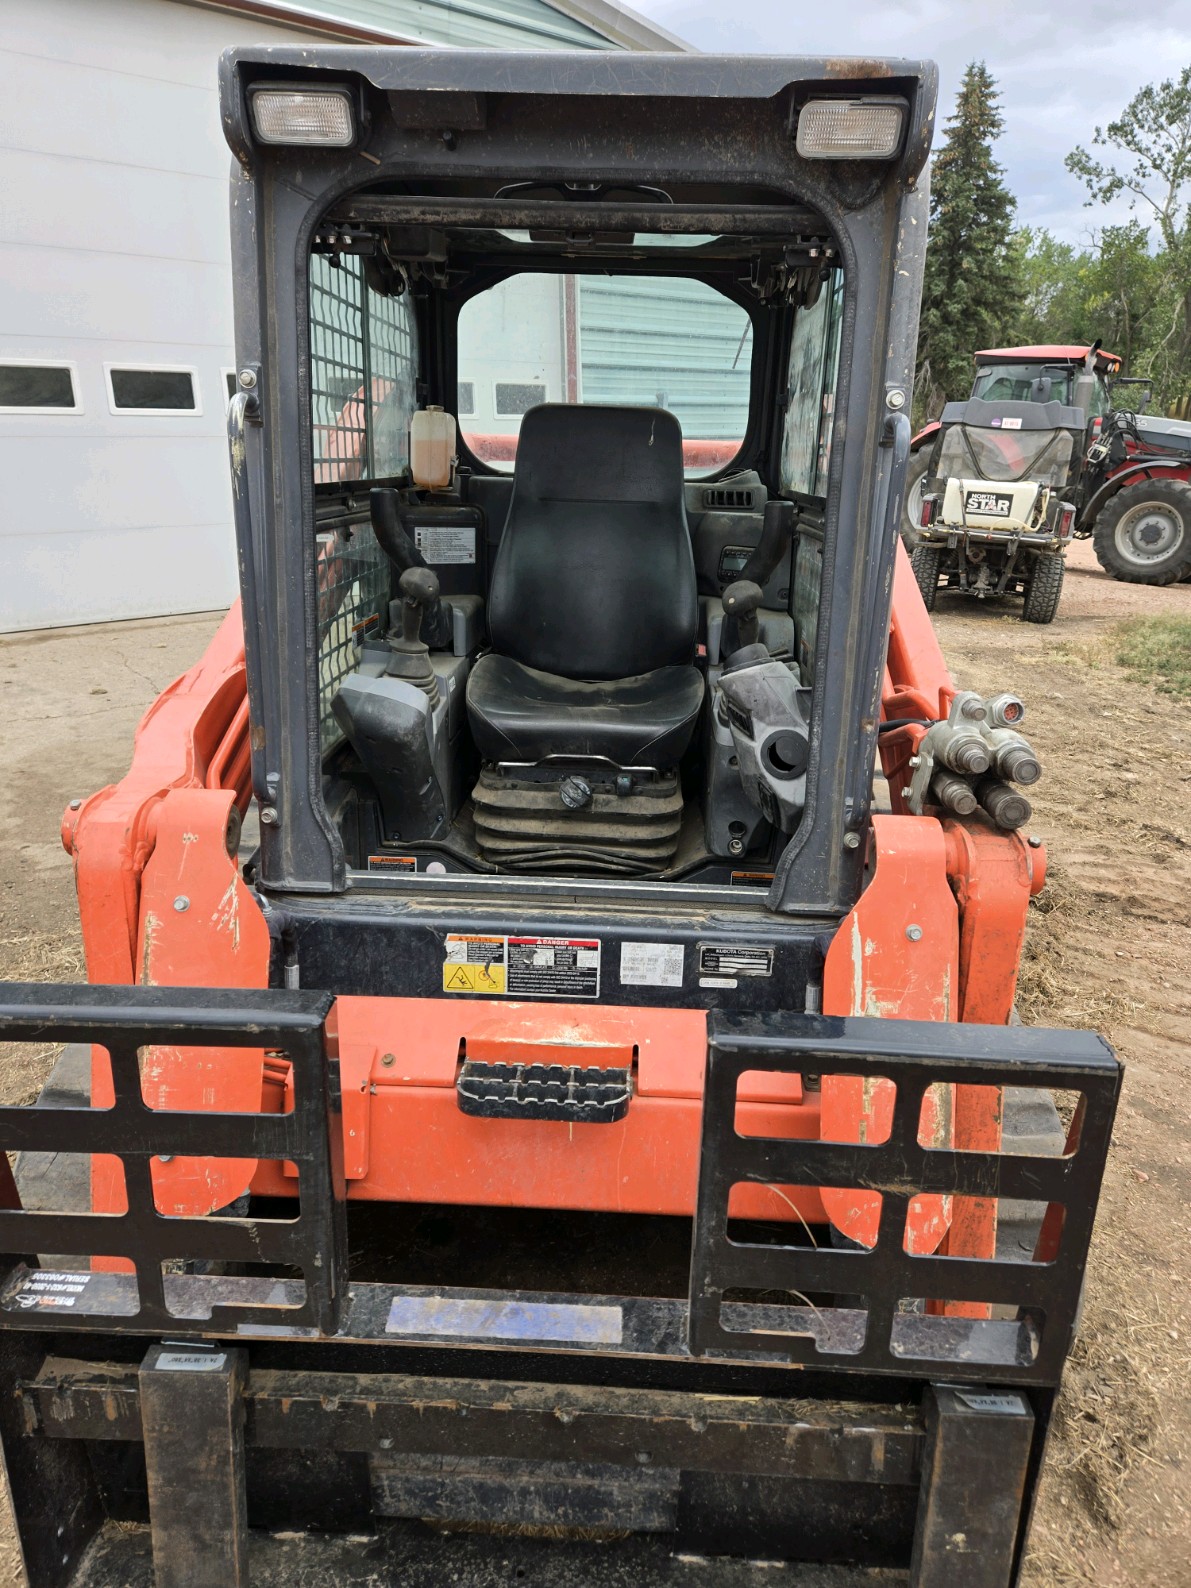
[486,405,697,681]
[467,653,704,769]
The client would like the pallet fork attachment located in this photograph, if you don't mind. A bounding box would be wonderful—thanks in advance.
[0,986,1118,1587]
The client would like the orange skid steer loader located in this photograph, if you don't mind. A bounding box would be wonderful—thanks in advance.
[0,48,1118,1588]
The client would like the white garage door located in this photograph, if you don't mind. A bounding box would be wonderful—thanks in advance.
[0,0,339,632]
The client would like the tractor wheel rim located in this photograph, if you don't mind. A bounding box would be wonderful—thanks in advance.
[1115,500,1184,564]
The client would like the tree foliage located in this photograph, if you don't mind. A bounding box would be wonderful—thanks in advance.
[1012,222,1159,369]
[1064,66,1191,407]
[916,63,1021,419]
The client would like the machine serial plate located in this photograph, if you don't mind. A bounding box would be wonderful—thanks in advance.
[698,944,774,978]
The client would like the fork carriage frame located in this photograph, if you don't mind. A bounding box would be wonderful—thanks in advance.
[0,986,1118,1587]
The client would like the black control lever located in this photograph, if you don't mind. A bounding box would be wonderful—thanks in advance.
[721,580,765,654]
[385,567,441,703]
[743,499,797,586]
[369,487,453,650]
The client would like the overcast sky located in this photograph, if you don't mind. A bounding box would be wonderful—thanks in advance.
[632,0,1191,247]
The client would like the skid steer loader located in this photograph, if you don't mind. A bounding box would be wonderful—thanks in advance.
[0,48,1118,1588]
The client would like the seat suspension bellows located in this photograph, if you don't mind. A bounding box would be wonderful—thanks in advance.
[472,765,684,875]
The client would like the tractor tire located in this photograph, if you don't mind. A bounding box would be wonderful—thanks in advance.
[1092,479,1191,585]
[909,543,943,610]
[901,449,931,547]
[1021,551,1065,624]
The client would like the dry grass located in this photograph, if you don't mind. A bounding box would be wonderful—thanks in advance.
[1024,1254,1183,1587]
[1016,865,1140,1033]
[1115,615,1191,700]
[0,928,84,1106]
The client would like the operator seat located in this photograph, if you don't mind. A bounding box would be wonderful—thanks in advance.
[465,404,704,768]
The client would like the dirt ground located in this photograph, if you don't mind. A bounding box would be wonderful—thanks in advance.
[0,540,1188,1583]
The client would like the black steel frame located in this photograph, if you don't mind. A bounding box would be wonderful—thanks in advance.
[691,1013,1118,1384]
[0,986,1119,1588]
[217,48,933,915]
[0,984,346,1335]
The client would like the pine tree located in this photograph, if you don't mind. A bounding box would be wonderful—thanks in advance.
[916,64,1021,418]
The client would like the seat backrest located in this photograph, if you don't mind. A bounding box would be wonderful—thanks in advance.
[486,405,697,681]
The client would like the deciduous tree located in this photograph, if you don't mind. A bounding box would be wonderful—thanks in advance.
[1067,67,1191,405]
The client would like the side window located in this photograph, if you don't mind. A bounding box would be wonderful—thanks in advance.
[309,253,418,484]
[1088,377,1113,421]
[780,272,844,497]
[456,272,753,476]
[309,252,419,750]
[0,361,81,413]
[106,365,199,415]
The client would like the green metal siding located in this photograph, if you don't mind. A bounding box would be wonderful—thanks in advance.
[578,276,753,441]
[278,0,615,50]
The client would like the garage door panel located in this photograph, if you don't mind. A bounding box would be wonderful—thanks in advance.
[0,243,232,344]
[1,149,227,264]
[0,53,222,178]
[0,433,235,535]
[0,521,237,632]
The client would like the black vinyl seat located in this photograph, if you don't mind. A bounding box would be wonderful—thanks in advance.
[466,404,703,769]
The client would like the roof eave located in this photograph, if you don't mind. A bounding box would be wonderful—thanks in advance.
[176,0,691,52]
[177,0,438,48]
[538,0,695,52]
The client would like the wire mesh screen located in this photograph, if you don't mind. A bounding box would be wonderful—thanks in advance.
[368,287,416,478]
[310,254,417,750]
[311,254,367,484]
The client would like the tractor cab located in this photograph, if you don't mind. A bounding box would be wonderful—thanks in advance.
[970,343,1121,422]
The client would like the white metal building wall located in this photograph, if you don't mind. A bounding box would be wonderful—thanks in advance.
[0,0,344,632]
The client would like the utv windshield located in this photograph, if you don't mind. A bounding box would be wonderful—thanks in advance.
[936,423,1076,488]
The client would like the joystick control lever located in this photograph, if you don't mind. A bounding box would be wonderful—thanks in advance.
[721,579,765,654]
[385,566,441,702]
[370,487,453,650]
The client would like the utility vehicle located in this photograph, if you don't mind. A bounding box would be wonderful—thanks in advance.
[0,49,1117,1588]
[906,342,1191,584]
[908,395,1080,622]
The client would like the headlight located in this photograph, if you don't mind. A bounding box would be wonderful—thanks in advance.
[249,85,355,147]
[796,98,906,160]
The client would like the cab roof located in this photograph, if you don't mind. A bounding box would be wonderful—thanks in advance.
[975,345,1122,373]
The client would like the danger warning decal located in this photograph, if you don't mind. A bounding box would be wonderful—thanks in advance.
[443,934,507,994]
[441,935,601,997]
[508,937,600,999]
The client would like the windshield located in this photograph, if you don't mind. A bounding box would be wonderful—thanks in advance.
[456,273,753,476]
[970,363,1074,406]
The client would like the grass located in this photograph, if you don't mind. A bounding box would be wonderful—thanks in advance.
[1115,615,1191,698]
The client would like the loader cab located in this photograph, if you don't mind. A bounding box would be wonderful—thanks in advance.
[222,50,932,936]
[312,238,847,886]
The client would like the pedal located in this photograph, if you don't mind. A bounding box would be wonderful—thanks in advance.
[456,1060,631,1123]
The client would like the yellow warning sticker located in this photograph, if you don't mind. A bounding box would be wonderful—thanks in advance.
[442,934,507,995]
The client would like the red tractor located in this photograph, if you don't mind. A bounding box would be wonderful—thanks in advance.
[906,343,1191,586]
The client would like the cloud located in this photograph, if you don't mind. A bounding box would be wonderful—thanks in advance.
[636,0,1191,247]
